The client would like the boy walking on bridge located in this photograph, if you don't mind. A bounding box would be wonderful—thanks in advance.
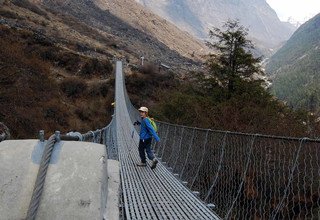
[134,106,160,169]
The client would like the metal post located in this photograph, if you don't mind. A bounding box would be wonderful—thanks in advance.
[100,129,104,144]
[55,131,61,142]
[39,130,45,142]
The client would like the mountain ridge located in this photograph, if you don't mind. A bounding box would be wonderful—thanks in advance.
[266,13,320,111]
[95,0,207,60]
[135,0,296,56]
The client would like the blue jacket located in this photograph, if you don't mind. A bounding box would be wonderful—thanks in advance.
[139,117,160,142]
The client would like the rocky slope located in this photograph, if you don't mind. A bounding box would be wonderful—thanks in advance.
[41,0,205,66]
[95,0,207,60]
[135,0,296,56]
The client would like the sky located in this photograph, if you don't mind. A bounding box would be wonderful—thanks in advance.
[266,0,320,24]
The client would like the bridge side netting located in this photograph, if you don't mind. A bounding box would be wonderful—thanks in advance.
[154,122,320,219]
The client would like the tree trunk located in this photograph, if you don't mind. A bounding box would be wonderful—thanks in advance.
[227,77,235,99]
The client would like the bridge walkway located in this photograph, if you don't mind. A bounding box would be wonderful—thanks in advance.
[114,61,220,220]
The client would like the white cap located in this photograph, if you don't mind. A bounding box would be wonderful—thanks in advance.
[138,106,148,112]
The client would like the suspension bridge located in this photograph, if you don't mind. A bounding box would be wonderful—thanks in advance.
[0,61,319,219]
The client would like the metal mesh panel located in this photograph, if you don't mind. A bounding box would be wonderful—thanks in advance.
[166,126,184,169]
[156,122,320,219]
[155,123,169,156]
[173,127,195,176]
[180,129,209,188]
[193,131,226,200]
[160,125,177,162]
[105,118,118,160]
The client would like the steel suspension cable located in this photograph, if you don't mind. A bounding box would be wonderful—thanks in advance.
[26,134,58,220]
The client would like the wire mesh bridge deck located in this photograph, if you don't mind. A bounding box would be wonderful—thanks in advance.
[114,61,220,219]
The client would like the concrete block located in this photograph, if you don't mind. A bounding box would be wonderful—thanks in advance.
[36,141,107,220]
[0,140,40,220]
[0,140,109,220]
[104,159,120,220]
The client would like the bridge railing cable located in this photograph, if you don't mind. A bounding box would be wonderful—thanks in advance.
[69,122,118,160]
[153,121,320,219]
[37,117,118,160]
[26,133,59,220]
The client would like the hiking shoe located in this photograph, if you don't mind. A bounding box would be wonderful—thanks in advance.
[137,162,147,167]
[151,159,158,170]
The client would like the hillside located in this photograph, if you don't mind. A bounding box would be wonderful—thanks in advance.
[95,0,207,60]
[266,14,320,111]
[0,0,200,138]
[135,0,296,56]
[41,0,205,68]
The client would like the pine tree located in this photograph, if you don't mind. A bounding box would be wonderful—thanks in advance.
[206,20,262,97]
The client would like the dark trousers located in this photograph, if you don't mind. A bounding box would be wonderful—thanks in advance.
[138,138,154,163]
